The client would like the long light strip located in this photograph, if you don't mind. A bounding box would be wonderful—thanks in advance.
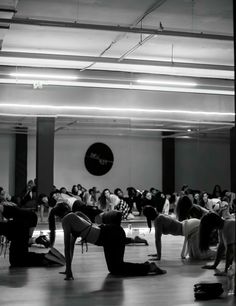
[0,53,234,79]
[0,103,234,116]
[0,79,234,95]
[136,79,197,86]
[9,73,78,80]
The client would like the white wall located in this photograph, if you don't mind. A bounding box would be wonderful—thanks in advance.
[1,133,231,196]
[27,133,163,192]
[175,138,230,194]
[53,134,162,192]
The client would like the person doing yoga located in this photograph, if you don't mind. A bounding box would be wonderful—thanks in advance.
[200,212,235,276]
[0,202,50,248]
[49,201,148,246]
[50,202,166,280]
[143,205,215,260]
[0,217,65,267]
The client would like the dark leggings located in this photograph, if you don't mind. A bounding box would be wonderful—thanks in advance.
[0,221,46,267]
[97,224,149,276]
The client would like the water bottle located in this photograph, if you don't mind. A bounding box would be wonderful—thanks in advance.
[227,265,235,295]
[127,224,132,236]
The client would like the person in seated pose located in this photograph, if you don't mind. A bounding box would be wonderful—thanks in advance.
[200,212,235,276]
[0,217,65,267]
[50,202,166,280]
[143,205,215,261]
[0,199,50,248]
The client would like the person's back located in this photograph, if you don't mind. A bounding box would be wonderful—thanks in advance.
[154,214,182,235]
[189,204,208,219]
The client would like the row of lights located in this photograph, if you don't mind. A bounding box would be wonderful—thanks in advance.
[9,72,197,87]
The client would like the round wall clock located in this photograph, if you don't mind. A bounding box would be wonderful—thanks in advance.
[84,142,114,176]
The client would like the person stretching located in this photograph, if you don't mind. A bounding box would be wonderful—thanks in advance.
[200,212,235,276]
[143,205,215,261]
[48,201,148,246]
[50,202,166,280]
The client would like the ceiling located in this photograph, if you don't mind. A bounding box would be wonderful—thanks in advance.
[0,0,234,139]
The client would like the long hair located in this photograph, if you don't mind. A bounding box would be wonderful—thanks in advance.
[126,187,136,198]
[48,202,71,245]
[199,212,224,251]
[99,188,110,210]
[114,188,123,198]
[142,205,158,231]
[102,210,122,226]
[176,195,192,221]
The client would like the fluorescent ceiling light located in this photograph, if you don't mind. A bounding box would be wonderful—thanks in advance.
[0,52,233,80]
[137,79,197,87]
[0,103,234,117]
[0,79,233,95]
[9,73,78,80]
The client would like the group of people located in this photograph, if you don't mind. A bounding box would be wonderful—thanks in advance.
[0,182,235,284]
[41,185,171,222]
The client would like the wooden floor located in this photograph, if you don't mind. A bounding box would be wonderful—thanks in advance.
[0,225,235,306]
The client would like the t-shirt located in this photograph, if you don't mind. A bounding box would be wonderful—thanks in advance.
[154,214,181,236]
[182,218,200,237]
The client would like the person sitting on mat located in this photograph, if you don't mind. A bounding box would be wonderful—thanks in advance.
[0,217,65,267]
[0,200,50,248]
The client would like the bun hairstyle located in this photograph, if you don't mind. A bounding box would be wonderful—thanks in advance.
[102,210,122,226]
[142,205,158,231]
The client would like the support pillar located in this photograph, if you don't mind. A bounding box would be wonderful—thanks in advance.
[162,133,175,194]
[36,117,55,196]
[14,127,28,197]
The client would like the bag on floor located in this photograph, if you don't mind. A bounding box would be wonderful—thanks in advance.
[194,282,224,300]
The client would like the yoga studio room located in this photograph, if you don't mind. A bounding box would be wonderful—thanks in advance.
[0,1,235,306]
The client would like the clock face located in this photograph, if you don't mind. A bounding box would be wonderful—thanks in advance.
[84,142,114,176]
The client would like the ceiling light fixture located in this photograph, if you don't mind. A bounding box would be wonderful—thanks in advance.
[0,51,233,79]
[9,73,78,80]
[0,103,234,117]
[137,79,197,86]
[0,79,233,95]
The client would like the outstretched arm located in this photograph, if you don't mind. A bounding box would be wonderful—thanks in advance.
[63,224,75,280]
[154,223,162,260]
[202,241,225,270]
[48,208,56,246]
[181,237,188,259]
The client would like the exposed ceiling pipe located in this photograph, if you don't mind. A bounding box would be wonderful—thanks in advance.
[118,34,155,62]
[0,8,17,13]
[0,51,233,72]
[54,120,77,132]
[162,124,231,138]
[80,0,168,71]
[0,18,232,41]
